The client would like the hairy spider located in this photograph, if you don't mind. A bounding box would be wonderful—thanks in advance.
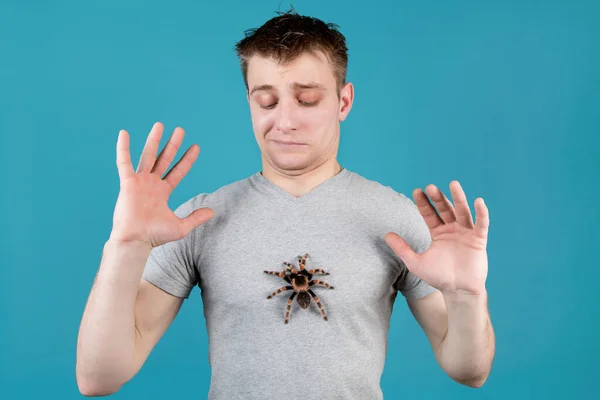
[264,253,334,324]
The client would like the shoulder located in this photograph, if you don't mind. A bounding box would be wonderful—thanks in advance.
[346,170,428,245]
[343,170,421,231]
[345,169,415,209]
[173,173,256,216]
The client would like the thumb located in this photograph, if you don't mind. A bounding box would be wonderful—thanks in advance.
[180,207,215,235]
[385,232,420,272]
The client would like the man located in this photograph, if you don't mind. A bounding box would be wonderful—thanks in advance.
[76,9,495,399]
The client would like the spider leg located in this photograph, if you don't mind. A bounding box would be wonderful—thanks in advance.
[309,280,335,289]
[284,292,298,324]
[264,270,285,277]
[267,285,294,299]
[264,270,291,283]
[307,289,329,321]
[282,262,298,274]
[308,268,329,276]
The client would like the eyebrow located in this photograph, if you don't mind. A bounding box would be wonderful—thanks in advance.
[249,82,326,95]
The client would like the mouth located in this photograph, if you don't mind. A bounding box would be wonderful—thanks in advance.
[271,139,307,147]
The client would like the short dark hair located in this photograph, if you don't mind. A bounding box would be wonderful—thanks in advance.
[234,8,349,92]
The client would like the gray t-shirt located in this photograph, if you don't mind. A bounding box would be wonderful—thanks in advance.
[142,168,438,399]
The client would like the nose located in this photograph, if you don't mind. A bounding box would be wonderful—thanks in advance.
[275,98,298,133]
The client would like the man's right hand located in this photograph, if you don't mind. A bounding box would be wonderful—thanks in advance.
[109,122,214,248]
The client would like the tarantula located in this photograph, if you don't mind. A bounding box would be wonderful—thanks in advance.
[264,253,334,324]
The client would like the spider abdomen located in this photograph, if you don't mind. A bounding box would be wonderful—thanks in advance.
[296,291,311,309]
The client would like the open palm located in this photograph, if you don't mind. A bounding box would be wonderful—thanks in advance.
[385,181,490,295]
[110,122,214,248]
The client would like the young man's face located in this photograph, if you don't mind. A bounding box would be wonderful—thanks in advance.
[246,50,353,175]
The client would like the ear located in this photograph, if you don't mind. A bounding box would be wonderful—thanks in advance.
[338,82,354,122]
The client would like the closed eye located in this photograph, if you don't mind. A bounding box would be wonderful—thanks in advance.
[260,102,277,110]
[259,100,318,109]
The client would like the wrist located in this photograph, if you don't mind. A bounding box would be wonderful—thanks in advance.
[106,235,154,253]
[98,237,154,284]
[442,286,487,304]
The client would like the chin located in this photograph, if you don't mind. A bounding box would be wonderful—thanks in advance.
[267,153,313,173]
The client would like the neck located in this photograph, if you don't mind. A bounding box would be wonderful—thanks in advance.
[260,158,343,197]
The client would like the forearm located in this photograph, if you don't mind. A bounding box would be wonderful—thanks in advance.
[76,238,152,395]
[439,290,495,386]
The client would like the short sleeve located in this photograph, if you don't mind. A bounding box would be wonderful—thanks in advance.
[392,193,439,300]
[141,196,200,299]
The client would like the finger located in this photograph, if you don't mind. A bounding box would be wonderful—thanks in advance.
[152,126,185,177]
[425,184,456,224]
[413,188,444,230]
[474,198,489,239]
[116,130,135,180]
[136,122,164,173]
[163,144,200,190]
[180,207,214,235]
[449,180,474,228]
[384,232,421,274]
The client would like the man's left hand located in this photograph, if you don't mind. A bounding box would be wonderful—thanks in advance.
[385,180,489,296]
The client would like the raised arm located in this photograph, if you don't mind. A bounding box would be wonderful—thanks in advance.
[386,181,495,387]
[76,123,213,396]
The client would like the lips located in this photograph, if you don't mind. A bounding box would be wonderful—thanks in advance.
[272,139,306,146]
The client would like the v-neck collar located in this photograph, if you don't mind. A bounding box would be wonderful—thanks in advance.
[250,168,351,203]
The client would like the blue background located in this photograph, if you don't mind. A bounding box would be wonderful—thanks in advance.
[1,0,598,398]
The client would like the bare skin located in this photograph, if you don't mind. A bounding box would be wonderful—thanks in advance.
[75,123,214,396]
[246,50,354,196]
